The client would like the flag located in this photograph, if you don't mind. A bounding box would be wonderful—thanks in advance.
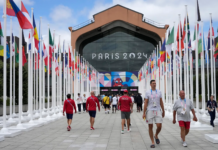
[9,0,33,29]
[198,33,203,54]
[176,22,184,51]
[166,27,174,57]
[0,22,4,57]
[214,34,218,58]
[160,39,166,62]
[197,0,201,21]
[207,19,215,51]
[33,14,39,50]
[22,30,27,66]
[184,15,190,43]
[43,42,48,66]
[10,33,15,56]
[15,41,19,63]
[6,0,15,16]
[69,47,71,68]
[193,24,199,41]
[49,29,54,59]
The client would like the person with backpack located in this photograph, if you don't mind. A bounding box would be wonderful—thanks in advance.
[103,94,110,114]
[86,91,100,130]
[63,94,77,131]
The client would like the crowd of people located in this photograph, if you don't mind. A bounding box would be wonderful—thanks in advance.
[62,79,218,148]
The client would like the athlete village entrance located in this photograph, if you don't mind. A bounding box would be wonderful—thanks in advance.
[100,87,138,95]
[69,5,168,95]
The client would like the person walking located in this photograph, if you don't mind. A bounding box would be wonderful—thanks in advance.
[207,95,218,127]
[103,94,110,114]
[173,90,198,147]
[86,91,100,130]
[82,94,87,113]
[118,90,133,134]
[112,95,118,113]
[136,93,143,112]
[63,94,77,131]
[97,94,102,106]
[76,93,82,114]
[142,80,165,148]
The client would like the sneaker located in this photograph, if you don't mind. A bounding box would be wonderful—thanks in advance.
[183,141,187,147]
[91,127,95,130]
[121,130,124,134]
[69,126,71,129]
[127,128,131,132]
[67,126,70,131]
[130,123,131,126]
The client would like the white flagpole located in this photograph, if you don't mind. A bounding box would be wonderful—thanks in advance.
[59,41,62,107]
[173,21,177,105]
[46,25,50,119]
[9,17,13,120]
[209,14,213,97]
[13,34,16,116]
[74,50,76,101]
[179,14,182,90]
[195,0,200,121]
[38,17,42,119]
[42,41,45,113]
[52,30,55,111]
[68,44,70,94]
[63,40,66,100]
[185,6,190,99]
[36,52,38,112]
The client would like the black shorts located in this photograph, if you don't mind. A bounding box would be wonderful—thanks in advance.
[104,104,110,109]
[89,111,96,118]
[66,113,73,119]
[112,105,117,108]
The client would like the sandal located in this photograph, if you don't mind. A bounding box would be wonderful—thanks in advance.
[154,136,160,144]
[150,144,155,148]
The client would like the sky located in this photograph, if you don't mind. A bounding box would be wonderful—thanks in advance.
[0,0,218,52]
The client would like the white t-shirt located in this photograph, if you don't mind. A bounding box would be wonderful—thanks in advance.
[112,97,118,105]
[145,89,162,111]
[82,96,87,103]
[76,96,82,104]
[131,96,134,103]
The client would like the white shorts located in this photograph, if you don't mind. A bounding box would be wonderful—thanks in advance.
[146,110,163,124]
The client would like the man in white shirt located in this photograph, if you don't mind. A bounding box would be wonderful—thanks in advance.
[142,80,165,148]
[173,90,197,147]
[112,96,118,113]
[76,93,82,114]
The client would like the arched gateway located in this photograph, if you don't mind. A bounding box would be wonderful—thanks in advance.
[69,5,169,95]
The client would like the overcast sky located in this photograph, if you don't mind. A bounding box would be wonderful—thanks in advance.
[0,0,218,52]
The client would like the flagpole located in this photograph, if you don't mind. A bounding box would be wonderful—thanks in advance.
[59,39,62,108]
[165,33,168,106]
[178,14,182,91]
[46,25,50,119]
[206,38,209,100]
[209,13,214,97]
[185,6,189,99]
[195,0,200,122]
[63,40,66,101]
[27,31,30,117]
[173,21,177,109]
[39,17,42,119]
[9,17,13,120]
[13,35,16,117]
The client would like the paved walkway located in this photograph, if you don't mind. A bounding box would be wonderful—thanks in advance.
[0,107,218,150]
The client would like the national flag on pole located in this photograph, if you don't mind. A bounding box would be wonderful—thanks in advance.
[6,0,15,16]
[197,0,201,21]
[69,47,71,68]
[6,42,10,59]
[160,39,166,62]
[33,14,39,50]
[43,42,48,66]
[214,32,218,58]
[22,30,27,66]
[176,22,184,51]
[49,29,54,59]
[0,22,4,57]
[166,27,174,57]
[9,0,33,29]
[15,41,19,63]
[11,33,15,56]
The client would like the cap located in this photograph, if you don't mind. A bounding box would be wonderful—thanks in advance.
[124,90,128,93]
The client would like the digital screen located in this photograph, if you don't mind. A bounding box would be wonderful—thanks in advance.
[130,89,138,91]
[101,89,108,91]
[111,89,118,91]
[121,89,127,91]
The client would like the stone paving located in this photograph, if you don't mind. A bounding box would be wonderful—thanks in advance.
[0,106,218,150]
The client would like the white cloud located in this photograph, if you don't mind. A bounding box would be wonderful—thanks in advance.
[49,5,74,22]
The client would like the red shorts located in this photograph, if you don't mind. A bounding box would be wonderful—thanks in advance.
[178,121,190,129]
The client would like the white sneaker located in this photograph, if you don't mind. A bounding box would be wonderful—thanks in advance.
[127,128,131,132]
[121,130,124,134]
[183,141,187,147]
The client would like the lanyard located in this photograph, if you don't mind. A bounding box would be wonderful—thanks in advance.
[150,89,158,100]
[180,99,186,109]
[210,101,215,108]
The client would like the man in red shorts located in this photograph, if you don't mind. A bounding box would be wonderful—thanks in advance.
[118,90,133,134]
[173,90,197,147]
[63,94,77,131]
[86,91,100,130]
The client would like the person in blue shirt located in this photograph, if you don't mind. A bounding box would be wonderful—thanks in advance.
[207,95,218,127]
